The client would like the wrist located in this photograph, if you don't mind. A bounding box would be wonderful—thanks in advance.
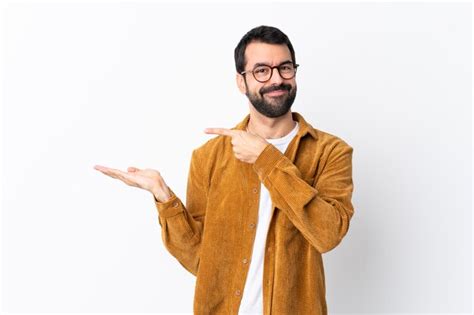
[152,186,172,203]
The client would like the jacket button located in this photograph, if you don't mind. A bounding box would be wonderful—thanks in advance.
[173,202,179,208]
[249,223,255,229]
[252,188,257,193]
[242,258,248,264]
[235,289,241,296]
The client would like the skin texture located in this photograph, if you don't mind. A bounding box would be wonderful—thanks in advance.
[236,42,298,140]
[239,43,297,119]
[94,42,298,203]
[93,165,172,202]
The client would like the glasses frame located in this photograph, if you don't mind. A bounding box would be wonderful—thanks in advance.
[240,62,300,83]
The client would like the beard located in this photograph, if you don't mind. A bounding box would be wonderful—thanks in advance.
[245,82,297,118]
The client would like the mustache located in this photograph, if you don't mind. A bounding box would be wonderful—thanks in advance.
[260,84,292,95]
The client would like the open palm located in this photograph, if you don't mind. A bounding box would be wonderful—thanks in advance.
[93,165,171,202]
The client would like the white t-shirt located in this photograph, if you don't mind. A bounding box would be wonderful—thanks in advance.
[238,121,300,315]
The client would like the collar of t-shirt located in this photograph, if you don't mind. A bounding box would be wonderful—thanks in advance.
[264,121,300,147]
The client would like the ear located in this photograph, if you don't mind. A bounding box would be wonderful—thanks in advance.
[236,73,247,94]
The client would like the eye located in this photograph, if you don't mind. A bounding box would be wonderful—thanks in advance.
[254,67,269,74]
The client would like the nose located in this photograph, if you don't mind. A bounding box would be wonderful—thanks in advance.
[268,67,284,85]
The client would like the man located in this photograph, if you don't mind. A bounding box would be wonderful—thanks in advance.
[94,25,355,315]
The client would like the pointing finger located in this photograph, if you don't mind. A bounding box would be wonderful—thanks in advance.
[204,128,235,137]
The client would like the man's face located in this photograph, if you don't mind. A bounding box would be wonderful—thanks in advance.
[237,42,297,118]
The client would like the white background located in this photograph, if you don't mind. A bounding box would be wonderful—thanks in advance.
[1,1,472,314]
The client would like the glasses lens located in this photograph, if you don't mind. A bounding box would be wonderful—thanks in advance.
[279,64,296,79]
[253,66,271,82]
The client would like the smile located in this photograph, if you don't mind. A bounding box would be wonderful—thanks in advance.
[264,89,287,96]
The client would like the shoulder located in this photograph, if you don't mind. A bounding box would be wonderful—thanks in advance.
[312,127,354,157]
[295,111,352,153]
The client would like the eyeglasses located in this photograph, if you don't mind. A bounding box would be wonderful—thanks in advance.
[240,62,299,83]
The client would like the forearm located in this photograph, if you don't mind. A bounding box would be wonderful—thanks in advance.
[253,142,355,253]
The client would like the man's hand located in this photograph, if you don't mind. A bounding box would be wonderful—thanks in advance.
[93,165,172,202]
[204,127,269,164]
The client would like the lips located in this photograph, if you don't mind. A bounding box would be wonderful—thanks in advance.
[264,89,287,96]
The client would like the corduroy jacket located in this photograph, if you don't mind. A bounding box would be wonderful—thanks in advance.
[154,111,355,315]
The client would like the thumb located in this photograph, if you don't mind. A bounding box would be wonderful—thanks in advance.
[127,166,140,172]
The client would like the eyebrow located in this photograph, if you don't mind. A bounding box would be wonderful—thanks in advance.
[253,60,293,68]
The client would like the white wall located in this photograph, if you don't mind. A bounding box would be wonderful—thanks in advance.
[1,1,471,314]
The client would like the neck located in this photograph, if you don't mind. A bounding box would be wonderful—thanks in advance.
[246,107,296,139]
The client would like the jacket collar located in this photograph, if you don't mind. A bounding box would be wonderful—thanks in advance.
[233,111,318,140]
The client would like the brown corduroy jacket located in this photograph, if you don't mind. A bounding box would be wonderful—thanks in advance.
[154,111,355,315]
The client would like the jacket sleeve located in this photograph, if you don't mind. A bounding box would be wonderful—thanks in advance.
[252,140,354,254]
[154,149,207,275]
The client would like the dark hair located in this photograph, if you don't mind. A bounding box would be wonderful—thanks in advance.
[234,25,296,74]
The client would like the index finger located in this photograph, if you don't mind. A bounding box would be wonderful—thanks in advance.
[204,128,236,137]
